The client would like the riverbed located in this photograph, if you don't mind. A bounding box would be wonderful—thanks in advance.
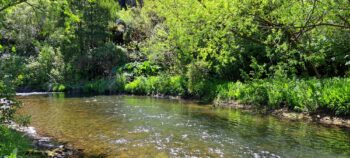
[17,94,350,158]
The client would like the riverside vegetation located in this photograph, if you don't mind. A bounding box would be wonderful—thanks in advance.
[0,0,350,156]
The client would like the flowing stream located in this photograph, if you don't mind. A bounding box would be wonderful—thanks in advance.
[17,94,350,158]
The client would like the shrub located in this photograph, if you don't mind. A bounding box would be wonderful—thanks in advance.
[52,84,66,92]
[169,76,187,96]
[24,44,65,90]
[82,80,108,94]
[320,78,350,115]
[0,125,32,157]
[115,73,128,93]
[124,75,187,96]
[214,78,350,116]
[118,61,161,78]
[186,61,213,99]
[90,43,128,77]
[125,76,147,94]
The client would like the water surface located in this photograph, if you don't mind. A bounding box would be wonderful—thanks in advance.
[17,94,350,158]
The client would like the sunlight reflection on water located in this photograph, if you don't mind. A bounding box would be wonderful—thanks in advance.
[17,94,350,158]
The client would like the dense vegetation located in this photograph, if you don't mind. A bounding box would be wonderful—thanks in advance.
[0,0,349,118]
[0,125,35,157]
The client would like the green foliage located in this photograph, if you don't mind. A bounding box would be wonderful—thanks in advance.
[24,44,65,90]
[119,61,161,77]
[0,101,20,124]
[216,78,350,115]
[52,84,66,92]
[168,76,187,96]
[0,56,25,91]
[0,125,32,157]
[0,81,15,98]
[186,61,209,97]
[125,75,187,96]
[320,78,350,115]
[0,84,20,123]
[114,73,128,93]
[87,43,128,77]
[120,0,350,79]
[125,76,147,95]
[1,0,350,117]
[82,79,113,94]
[14,115,31,127]
[5,149,17,158]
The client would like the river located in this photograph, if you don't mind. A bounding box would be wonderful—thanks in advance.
[17,94,350,158]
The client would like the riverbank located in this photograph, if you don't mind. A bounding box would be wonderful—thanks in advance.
[51,77,350,127]
[272,109,350,128]
[3,122,83,158]
[214,100,350,128]
[17,76,350,128]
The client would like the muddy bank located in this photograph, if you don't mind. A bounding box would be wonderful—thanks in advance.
[214,100,350,128]
[7,122,83,158]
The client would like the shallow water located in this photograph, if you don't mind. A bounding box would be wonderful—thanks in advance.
[17,94,350,158]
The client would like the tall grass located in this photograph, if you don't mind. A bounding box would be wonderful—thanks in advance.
[0,125,33,157]
[216,78,350,116]
[125,75,186,96]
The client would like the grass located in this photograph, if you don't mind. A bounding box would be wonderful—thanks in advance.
[125,75,186,96]
[216,78,350,116]
[0,125,33,157]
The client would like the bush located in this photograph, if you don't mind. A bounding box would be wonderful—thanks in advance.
[0,125,32,157]
[169,76,187,96]
[124,75,187,96]
[125,76,147,95]
[320,78,350,115]
[215,78,350,116]
[89,43,128,77]
[115,73,128,93]
[118,61,161,78]
[0,83,20,124]
[186,61,215,99]
[81,79,111,94]
[52,84,66,92]
[24,44,65,90]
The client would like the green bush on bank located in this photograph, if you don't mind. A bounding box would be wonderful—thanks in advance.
[0,125,32,157]
[52,84,66,92]
[216,78,350,116]
[125,75,187,96]
[55,75,350,116]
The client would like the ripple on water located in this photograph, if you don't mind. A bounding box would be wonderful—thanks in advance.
[252,150,281,158]
[169,147,184,156]
[208,147,225,158]
[112,138,128,144]
[129,126,153,133]
[17,95,350,158]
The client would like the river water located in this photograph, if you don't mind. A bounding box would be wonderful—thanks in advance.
[17,94,350,158]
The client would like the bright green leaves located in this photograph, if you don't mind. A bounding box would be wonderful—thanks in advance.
[10,46,15,53]
[117,0,348,80]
